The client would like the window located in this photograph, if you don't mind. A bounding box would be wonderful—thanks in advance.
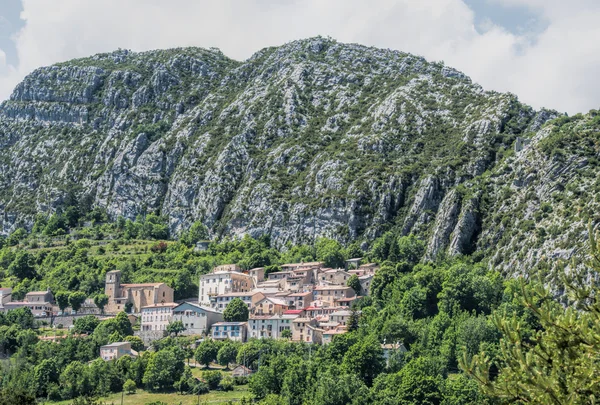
[162,291,165,297]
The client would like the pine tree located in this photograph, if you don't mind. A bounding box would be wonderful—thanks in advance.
[462,223,600,404]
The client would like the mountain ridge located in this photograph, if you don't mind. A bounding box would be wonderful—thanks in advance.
[1,36,598,275]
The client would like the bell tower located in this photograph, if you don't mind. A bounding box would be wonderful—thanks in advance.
[105,270,121,299]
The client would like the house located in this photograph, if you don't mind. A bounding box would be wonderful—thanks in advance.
[212,291,265,311]
[267,271,294,281]
[252,296,289,316]
[313,285,355,305]
[358,274,373,295]
[248,267,265,284]
[199,269,253,306]
[25,289,54,304]
[248,314,298,339]
[100,342,137,361]
[211,322,247,342]
[330,309,353,327]
[104,270,174,313]
[0,288,12,308]
[291,317,318,342]
[171,302,223,336]
[284,275,306,292]
[231,365,253,377]
[255,279,285,292]
[140,302,178,332]
[322,329,347,344]
[382,342,408,366]
[280,262,324,272]
[285,291,312,309]
[213,264,242,273]
[334,297,358,307]
[345,258,362,271]
[319,269,351,285]
[3,301,53,317]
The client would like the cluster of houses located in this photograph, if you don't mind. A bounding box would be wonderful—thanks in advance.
[0,287,56,316]
[128,259,377,345]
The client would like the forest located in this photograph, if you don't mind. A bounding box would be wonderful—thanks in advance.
[0,211,599,405]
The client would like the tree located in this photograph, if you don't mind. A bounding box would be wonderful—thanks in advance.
[173,366,195,394]
[347,309,359,332]
[195,339,219,367]
[219,375,234,391]
[217,341,238,368]
[341,335,385,385]
[180,221,209,246]
[280,329,292,339]
[123,379,136,395]
[94,294,109,314]
[8,251,36,280]
[223,298,249,322]
[202,370,223,390]
[316,238,345,269]
[68,291,87,313]
[60,361,91,399]
[396,235,425,265]
[125,335,144,352]
[73,315,100,334]
[464,225,600,404]
[143,349,185,391]
[166,320,186,337]
[347,274,361,295]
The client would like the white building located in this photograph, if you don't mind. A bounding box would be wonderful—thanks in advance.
[141,302,177,331]
[211,322,248,342]
[171,302,223,336]
[199,270,253,306]
[248,314,298,339]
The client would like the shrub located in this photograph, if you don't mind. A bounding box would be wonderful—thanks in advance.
[202,370,222,390]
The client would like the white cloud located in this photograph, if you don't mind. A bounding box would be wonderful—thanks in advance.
[0,0,597,114]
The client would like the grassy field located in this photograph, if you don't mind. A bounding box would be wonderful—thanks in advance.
[51,385,250,405]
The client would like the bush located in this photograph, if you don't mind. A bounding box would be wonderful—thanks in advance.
[123,379,136,395]
[202,370,222,390]
[192,381,209,395]
[233,376,248,385]
[219,375,234,391]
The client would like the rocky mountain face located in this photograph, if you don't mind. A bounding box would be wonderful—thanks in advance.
[0,37,598,272]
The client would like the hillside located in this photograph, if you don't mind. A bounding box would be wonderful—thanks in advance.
[0,37,599,274]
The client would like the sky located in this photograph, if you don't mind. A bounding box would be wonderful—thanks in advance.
[0,0,599,114]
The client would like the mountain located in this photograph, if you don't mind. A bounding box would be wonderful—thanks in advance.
[0,37,598,273]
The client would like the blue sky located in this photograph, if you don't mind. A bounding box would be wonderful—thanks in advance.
[0,0,598,114]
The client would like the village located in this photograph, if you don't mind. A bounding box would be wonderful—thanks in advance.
[0,258,381,359]
[121,258,376,346]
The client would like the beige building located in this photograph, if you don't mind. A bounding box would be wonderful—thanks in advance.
[199,269,253,306]
[104,270,174,314]
[252,296,289,316]
[285,291,312,309]
[100,341,136,361]
[291,317,318,342]
[212,291,265,311]
[319,269,351,285]
[141,302,178,332]
[2,288,55,316]
[313,285,355,305]
[25,289,54,304]
[330,309,353,327]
